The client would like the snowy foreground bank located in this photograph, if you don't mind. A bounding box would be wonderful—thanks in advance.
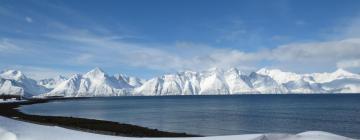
[0,117,356,140]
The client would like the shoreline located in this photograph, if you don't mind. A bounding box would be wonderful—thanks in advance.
[0,98,200,137]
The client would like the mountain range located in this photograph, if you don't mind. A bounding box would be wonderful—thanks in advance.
[1,67,359,97]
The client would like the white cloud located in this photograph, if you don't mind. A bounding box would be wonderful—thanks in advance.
[337,59,360,69]
[2,22,360,75]
[180,38,360,72]
[340,17,360,38]
[5,65,77,80]
[2,11,360,75]
[0,39,22,53]
[2,1,360,76]
[25,16,33,23]
[270,38,360,62]
[74,53,94,64]
[264,38,360,72]
[38,24,360,74]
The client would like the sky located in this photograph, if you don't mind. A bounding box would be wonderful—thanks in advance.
[1,0,360,79]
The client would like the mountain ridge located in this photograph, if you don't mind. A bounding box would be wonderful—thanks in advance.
[1,67,360,97]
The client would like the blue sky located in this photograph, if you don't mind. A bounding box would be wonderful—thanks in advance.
[1,0,360,79]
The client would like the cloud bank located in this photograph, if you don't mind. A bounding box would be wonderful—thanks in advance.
[1,1,360,79]
[26,28,360,74]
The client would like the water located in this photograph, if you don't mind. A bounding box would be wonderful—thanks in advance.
[21,94,360,138]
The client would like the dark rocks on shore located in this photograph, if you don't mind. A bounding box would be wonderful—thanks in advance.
[0,98,200,137]
[0,95,22,100]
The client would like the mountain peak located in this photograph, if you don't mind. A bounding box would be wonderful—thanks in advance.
[257,67,271,74]
[84,67,106,78]
[208,67,220,70]
[257,68,283,74]
[55,75,67,80]
[0,70,24,80]
[227,67,239,72]
[205,67,224,73]
[93,67,104,72]
[89,67,105,73]
[179,70,197,74]
[333,68,353,75]
[225,67,242,75]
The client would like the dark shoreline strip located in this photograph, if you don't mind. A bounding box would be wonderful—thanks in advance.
[0,98,200,137]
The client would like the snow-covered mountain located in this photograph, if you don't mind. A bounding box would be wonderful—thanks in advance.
[38,75,67,89]
[224,68,255,94]
[255,68,358,93]
[257,68,303,84]
[198,68,230,95]
[321,78,360,93]
[283,78,327,93]
[256,68,323,93]
[0,78,25,96]
[134,68,360,96]
[1,67,360,97]
[135,68,285,95]
[114,74,145,87]
[43,68,133,97]
[134,71,201,96]
[308,68,360,83]
[0,70,49,96]
[249,72,288,93]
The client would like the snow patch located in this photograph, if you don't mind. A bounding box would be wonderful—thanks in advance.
[0,116,356,140]
[0,127,17,140]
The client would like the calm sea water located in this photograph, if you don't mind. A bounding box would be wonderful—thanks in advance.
[21,94,360,138]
